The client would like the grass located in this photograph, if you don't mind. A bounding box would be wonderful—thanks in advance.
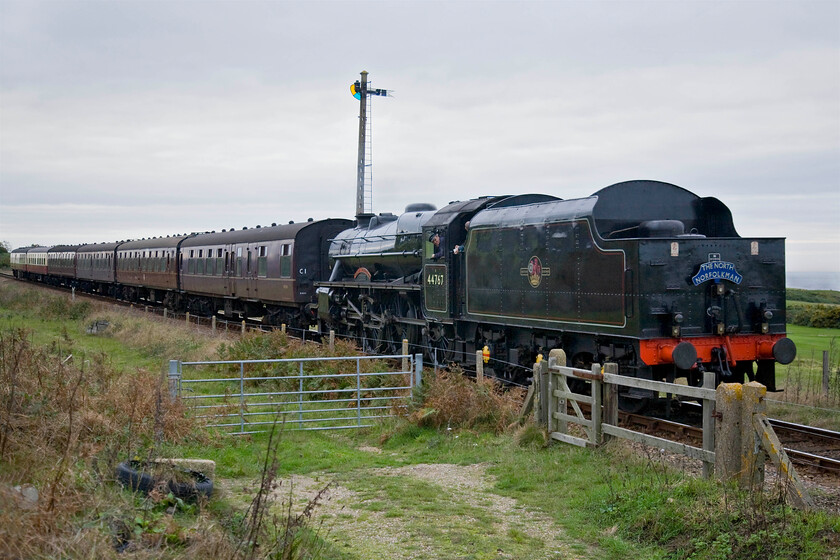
[772,324,840,427]
[2,279,839,559]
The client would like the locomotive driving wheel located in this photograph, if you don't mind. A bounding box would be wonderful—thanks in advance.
[356,298,384,353]
[379,299,419,355]
[426,323,456,365]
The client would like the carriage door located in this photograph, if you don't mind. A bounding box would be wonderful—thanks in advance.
[244,244,256,298]
[223,245,234,297]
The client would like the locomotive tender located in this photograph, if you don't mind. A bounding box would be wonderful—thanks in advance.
[12,179,795,401]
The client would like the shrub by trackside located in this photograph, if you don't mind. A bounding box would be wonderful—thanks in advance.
[411,367,525,433]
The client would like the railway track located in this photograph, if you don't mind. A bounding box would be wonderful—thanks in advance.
[624,409,840,476]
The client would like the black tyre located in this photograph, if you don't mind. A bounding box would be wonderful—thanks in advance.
[116,461,158,493]
[167,470,213,500]
[116,461,213,500]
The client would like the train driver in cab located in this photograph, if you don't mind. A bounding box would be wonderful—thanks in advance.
[429,231,445,260]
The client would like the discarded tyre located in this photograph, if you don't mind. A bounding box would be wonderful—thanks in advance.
[116,461,213,500]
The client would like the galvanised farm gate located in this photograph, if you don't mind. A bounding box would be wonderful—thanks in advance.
[169,352,422,435]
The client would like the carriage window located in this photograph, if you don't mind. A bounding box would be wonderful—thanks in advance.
[258,246,267,277]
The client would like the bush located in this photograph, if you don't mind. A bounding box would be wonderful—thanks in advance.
[787,303,840,329]
[412,367,525,433]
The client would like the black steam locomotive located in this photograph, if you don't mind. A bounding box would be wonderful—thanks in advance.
[12,180,795,402]
[317,180,795,400]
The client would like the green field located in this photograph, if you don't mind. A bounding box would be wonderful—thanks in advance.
[786,324,840,360]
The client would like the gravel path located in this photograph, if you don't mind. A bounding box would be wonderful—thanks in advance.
[267,458,592,559]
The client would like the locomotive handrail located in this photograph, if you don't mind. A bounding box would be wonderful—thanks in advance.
[334,250,420,259]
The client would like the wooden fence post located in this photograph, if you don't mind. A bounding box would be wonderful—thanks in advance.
[241,320,246,334]
[547,349,566,434]
[186,312,190,325]
[329,330,336,352]
[702,370,716,479]
[591,363,602,445]
[402,339,408,373]
[603,363,619,442]
[532,361,542,427]
[824,351,830,395]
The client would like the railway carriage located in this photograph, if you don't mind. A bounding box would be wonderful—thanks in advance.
[116,236,192,307]
[180,219,352,325]
[10,248,29,278]
[22,246,52,281]
[47,245,81,287]
[76,243,121,294]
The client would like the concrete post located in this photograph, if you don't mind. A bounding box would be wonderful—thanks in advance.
[186,312,190,325]
[281,323,287,335]
[241,320,246,334]
[163,308,167,319]
[741,382,767,489]
[476,350,484,382]
[715,383,743,483]
[212,315,216,332]
[715,382,767,488]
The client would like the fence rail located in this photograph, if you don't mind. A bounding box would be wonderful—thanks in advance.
[530,349,813,508]
[534,349,717,478]
[169,353,423,435]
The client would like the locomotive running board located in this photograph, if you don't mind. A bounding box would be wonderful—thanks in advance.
[316,281,421,291]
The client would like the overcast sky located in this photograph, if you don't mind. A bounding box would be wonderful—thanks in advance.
[1,0,838,283]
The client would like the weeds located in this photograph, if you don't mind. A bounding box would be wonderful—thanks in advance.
[235,418,332,560]
[412,366,525,433]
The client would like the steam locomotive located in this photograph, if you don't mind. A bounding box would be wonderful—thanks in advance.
[11,180,795,403]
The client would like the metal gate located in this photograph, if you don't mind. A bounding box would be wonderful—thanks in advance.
[168,353,423,435]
